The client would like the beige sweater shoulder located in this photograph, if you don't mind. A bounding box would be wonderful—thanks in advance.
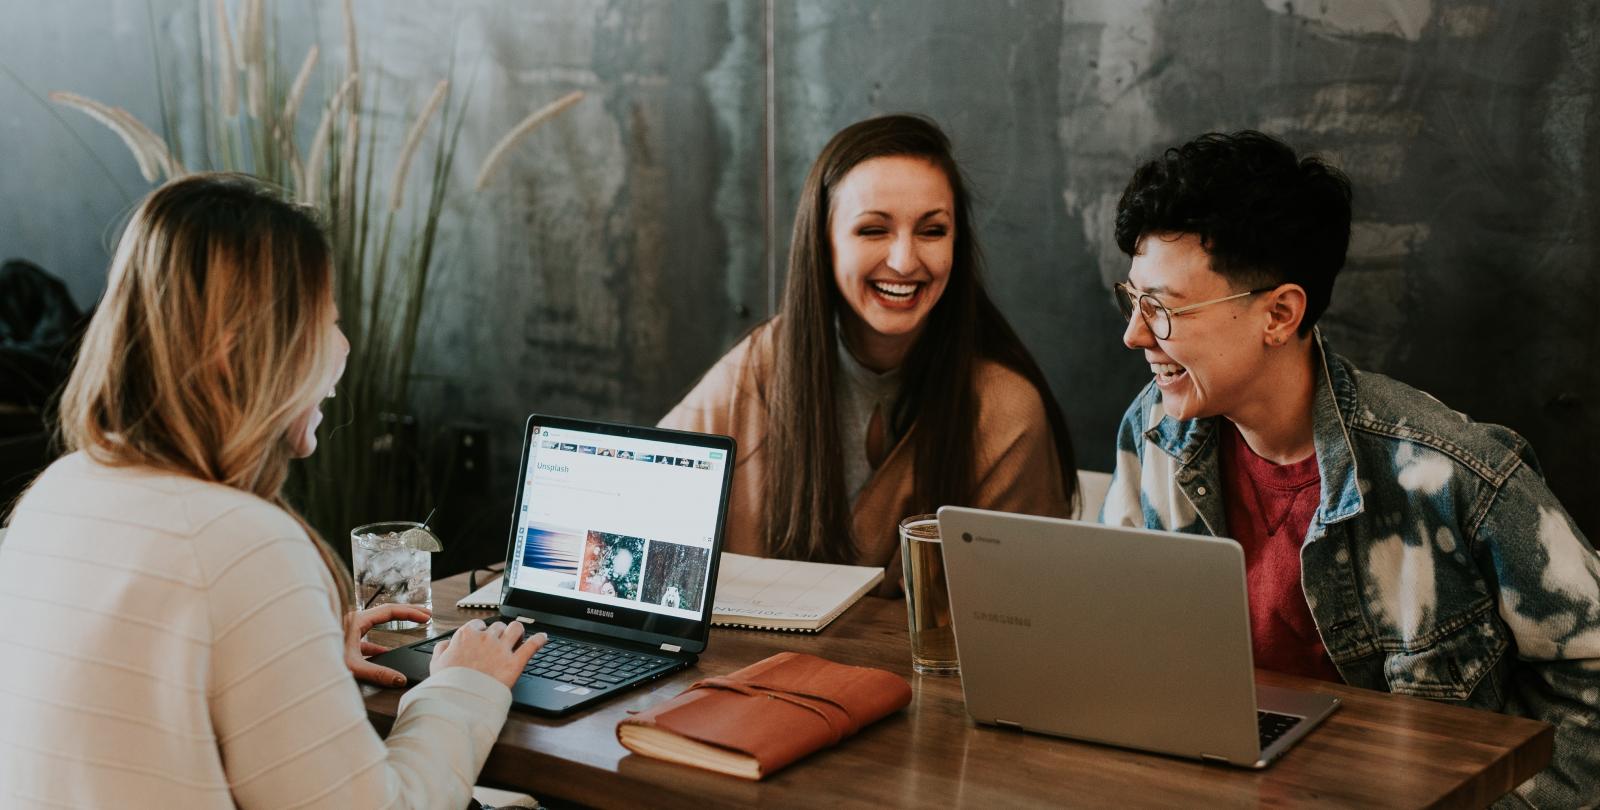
[662,322,1070,594]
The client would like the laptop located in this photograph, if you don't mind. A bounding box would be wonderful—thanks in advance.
[371,414,735,716]
[936,507,1339,768]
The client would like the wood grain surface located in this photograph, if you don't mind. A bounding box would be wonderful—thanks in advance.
[361,572,1552,809]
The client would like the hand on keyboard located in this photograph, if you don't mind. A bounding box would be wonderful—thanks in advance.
[432,619,549,688]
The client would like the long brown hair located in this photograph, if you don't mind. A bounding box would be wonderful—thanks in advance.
[765,114,1078,563]
[57,173,352,614]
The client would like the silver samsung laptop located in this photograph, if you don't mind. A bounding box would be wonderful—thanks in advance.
[937,507,1339,768]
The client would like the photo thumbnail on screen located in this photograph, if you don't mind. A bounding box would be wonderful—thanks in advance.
[641,540,711,611]
[579,531,646,601]
[523,522,582,589]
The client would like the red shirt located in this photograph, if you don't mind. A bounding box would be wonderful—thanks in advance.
[1219,421,1344,683]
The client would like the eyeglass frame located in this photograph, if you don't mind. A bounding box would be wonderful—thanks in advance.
[1115,281,1280,340]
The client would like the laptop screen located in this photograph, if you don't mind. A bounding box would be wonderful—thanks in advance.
[499,415,734,649]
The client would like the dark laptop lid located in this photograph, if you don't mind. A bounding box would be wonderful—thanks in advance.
[495,414,734,655]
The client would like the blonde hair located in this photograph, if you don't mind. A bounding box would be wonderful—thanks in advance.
[59,173,352,615]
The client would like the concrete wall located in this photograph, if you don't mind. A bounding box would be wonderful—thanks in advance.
[4,0,1598,558]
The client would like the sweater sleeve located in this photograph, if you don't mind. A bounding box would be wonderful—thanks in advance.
[201,511,512,809]
[968,365,1071,520]
[660,336,759,436]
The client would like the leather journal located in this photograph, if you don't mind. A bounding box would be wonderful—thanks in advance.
[615,652,912,779]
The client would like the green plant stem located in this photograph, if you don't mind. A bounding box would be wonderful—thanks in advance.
[145,0,183,170]
[56,0,575,547]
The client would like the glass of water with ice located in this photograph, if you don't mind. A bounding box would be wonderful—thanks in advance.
[351,521,442,630]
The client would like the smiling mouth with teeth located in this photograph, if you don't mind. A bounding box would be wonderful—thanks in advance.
[870,280,921,300]
[1151,361,1188,384]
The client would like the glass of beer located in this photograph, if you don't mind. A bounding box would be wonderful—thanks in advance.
[899,514,958,675]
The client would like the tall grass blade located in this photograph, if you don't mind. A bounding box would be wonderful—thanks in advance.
[242,0,266,120]
[474,90,584,190]
[0,61,134,202]
[302,72,355,204]
[49,92,163,182]
[212,0,237,117]
[281,44,318,180]
[386,80,448,212]
[145,0,183,168]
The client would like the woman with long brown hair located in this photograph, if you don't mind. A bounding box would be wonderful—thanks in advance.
[662,115,1077,587]
[0,174,544,808]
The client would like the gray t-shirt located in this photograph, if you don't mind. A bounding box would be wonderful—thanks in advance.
[836,334,904,503]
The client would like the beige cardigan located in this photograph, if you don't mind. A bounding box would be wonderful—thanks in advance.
[661,322,1071,594]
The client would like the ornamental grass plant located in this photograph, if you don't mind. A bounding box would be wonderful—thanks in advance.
[43,0,582,551]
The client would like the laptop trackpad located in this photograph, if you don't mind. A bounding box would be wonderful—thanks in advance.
[371,647,434,685]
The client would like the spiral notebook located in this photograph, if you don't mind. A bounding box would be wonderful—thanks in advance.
[459,553,883,632]
[456,577,506,609]
[709,553,883,633]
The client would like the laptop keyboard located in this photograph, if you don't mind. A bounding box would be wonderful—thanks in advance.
[412,631,675,693]
[1257,710,1303,749]
[523,636,674,689]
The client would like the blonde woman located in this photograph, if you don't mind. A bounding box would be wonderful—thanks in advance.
[0,174,545,808]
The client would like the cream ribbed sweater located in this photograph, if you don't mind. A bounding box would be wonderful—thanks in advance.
[0,453,511,809]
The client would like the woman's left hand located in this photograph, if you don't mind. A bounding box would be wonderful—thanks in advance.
[345,604,432,687]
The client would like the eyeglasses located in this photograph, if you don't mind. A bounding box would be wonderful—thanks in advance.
[1114,282,1277,340]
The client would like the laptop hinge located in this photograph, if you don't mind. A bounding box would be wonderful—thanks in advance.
[994,719,1023,731]
[660,643,682,653]
[514,616,536,624]
[1200,753,1230,765]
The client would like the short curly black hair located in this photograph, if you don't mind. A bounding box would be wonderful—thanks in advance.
[1114,131,1352,335]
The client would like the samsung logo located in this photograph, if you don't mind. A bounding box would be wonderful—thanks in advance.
[973,611,1032,627]
[586,607,615,619]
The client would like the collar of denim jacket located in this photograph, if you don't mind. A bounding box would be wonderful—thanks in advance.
[1143,328,1367,526]
[1144,399,1215,469]
[1309,329,1366,526]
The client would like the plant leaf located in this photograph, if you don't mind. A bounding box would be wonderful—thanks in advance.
[49,91,162,183]
[212,0,237,118]
[473,90,584,191]
[386,80,448,212]
[302,72,356,205]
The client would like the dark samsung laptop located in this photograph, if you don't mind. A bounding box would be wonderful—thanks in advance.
[371,414,736,716]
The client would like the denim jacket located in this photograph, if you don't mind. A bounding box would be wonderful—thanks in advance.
[1101,335,1600,809]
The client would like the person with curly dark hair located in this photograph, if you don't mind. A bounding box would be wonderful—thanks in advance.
[1099,131,1599,807]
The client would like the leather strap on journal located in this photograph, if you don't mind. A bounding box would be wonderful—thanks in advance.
[689,675,857,743]
[616,652,912,778]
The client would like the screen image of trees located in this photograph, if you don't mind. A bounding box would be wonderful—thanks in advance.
[641,541,710,611]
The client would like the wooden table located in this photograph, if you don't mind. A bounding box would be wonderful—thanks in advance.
[362,572,1552,809]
